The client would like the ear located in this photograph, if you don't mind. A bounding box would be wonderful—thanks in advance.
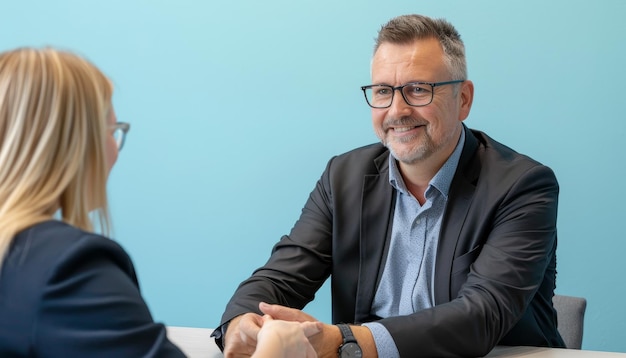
[458,80,474,121]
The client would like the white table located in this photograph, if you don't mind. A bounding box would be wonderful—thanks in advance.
[166,326,222,358]
[486,346,626,357]
[166,326,626,358]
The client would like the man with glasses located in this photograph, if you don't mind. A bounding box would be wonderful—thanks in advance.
[214,14,565,357]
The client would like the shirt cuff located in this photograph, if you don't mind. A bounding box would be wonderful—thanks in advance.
[361,322,400,358]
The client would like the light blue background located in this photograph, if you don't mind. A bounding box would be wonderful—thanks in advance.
[2,0,625,353]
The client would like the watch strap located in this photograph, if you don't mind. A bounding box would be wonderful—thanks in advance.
[337,323,357,344]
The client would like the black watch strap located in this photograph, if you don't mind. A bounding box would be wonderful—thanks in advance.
[337,324,362,357]
[337,324,357,345]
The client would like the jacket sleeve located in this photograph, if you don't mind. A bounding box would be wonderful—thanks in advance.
[33,236,186,358]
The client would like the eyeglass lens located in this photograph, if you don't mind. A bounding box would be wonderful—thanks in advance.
[364,83,434,108]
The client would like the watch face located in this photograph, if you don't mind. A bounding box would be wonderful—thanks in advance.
[340,342,363,358]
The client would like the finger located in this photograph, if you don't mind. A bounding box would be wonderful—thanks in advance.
[223,347,254,358]
[223,315,265,358]
[300,321,323,337]
[258,302,316,322]
[261,314,274,324]
[239,314,264,341]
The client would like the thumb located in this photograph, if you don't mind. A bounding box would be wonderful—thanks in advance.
[261,314,274,324]
[258,302,316,322]
[301,321,323,337]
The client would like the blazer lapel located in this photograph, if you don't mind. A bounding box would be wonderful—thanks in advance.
[354,151,395,323]
[434,127,481,304]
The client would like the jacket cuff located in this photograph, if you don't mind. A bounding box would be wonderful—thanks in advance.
[210,321,230,352]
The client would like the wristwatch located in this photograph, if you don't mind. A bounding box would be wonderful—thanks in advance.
[337,324,363,358]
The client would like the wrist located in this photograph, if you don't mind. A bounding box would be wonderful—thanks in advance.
[337,324,363,358]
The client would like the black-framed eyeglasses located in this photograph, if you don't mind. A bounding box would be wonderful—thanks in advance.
[111,122,130,151]
[360,80,465,108]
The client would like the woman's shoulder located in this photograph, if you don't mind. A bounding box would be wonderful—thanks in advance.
[0,221,137,352]
[12,220,126,262]
[3,220,134,290]
[0,221,180,357]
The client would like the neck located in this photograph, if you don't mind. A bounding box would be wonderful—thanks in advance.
[398,163,436,205]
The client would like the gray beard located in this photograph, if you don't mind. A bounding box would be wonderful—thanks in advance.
[383,133,434,165]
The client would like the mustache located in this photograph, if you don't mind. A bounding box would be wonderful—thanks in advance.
[382,116,427,131]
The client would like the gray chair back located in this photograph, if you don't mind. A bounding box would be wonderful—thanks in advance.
[552,294,587,349]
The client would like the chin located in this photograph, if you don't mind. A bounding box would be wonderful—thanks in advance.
[386,136,423,158]
[389,146,430,165]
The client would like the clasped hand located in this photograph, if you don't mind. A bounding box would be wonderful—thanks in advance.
[224,302,328,358]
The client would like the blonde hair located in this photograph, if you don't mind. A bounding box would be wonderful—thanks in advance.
[0,47,113,263]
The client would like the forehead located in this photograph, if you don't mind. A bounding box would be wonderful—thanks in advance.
[371,38,448,83]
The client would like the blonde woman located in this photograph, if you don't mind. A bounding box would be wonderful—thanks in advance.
[0,47,320,357]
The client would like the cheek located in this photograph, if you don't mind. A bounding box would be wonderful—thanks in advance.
[422,103,451,129]
[106,137,118,171]
[371,110,386,139]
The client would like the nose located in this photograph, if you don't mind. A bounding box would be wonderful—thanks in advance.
[387,89,412,117]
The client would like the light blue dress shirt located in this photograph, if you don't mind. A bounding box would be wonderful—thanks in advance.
[362,127,465,357]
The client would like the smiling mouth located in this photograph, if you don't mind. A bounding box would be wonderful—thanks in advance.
[391,124,425,133]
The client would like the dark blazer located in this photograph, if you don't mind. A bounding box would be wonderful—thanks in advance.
[0,220,185,357]
[219,127,565,357]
